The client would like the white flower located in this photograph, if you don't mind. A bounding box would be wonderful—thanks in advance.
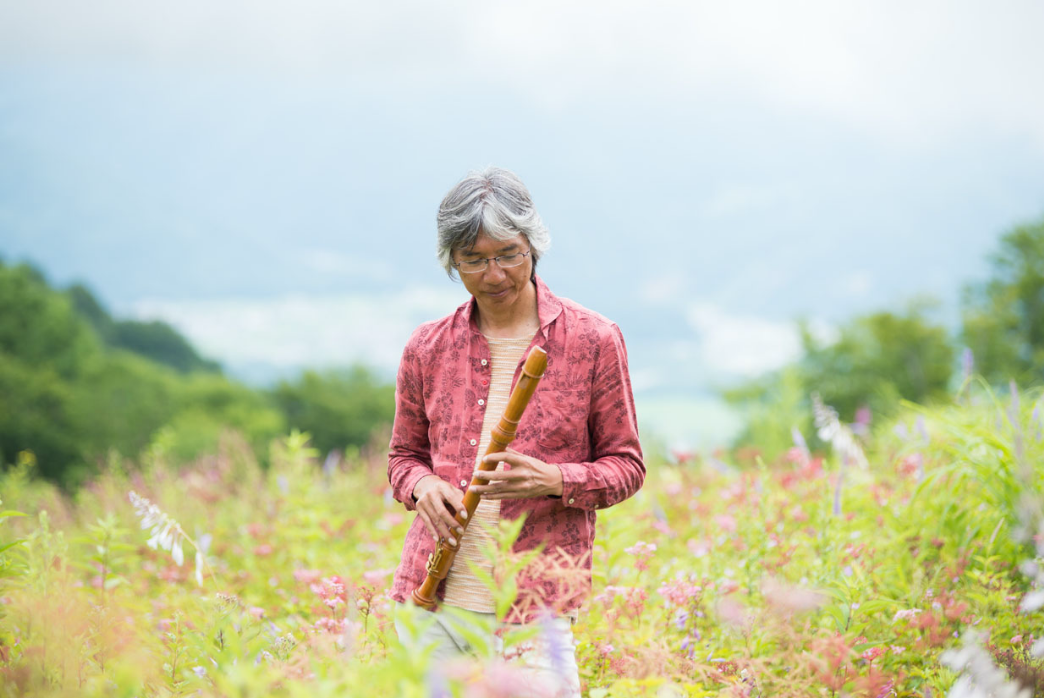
[128,490,210,586]
[812,393,869,469]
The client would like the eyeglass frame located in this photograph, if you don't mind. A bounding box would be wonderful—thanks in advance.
[451,248,532,274]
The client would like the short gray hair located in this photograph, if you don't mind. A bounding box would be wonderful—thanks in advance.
[436,166,551,278]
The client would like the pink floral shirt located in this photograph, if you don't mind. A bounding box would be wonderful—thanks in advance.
[387,275,645,622]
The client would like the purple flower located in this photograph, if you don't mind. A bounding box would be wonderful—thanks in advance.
[538,612,571,679]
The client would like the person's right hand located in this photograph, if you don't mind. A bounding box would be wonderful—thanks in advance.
[412,475,468,546]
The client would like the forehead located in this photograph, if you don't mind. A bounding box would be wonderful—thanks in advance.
[459,232,526,256]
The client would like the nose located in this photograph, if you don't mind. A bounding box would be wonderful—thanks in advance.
[483,259,507,282]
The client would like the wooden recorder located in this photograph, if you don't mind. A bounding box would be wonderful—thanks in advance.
[411,345,548,609]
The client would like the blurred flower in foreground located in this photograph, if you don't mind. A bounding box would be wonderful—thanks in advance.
[941,630,1032,698]
[128,490,212,586]
[812,393,869,469]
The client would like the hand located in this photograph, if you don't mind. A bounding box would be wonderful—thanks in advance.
[412,475,467,545]
[470,447,564,499]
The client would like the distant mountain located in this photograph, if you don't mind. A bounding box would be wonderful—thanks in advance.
[65,282,221,374]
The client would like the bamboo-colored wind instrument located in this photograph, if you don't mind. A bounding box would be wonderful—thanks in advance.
[411,345,548,609]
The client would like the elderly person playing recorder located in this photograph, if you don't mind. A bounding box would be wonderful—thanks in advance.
[387,166,645,696]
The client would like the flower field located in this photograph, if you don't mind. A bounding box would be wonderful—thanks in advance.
[1,384,1043,697]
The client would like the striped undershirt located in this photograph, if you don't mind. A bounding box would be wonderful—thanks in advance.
[442,333,534,614]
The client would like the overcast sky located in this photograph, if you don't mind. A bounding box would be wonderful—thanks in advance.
[2,0,1043,447]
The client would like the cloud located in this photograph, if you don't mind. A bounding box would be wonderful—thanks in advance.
[130,286,465,373]
[2,1,1042,147]
[687,302,804,378]
[296,248,393,280]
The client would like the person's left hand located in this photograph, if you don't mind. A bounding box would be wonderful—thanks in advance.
[470,447,564,499]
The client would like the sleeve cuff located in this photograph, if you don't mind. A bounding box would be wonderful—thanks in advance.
[555,462,586,508]
[396,466,432,512]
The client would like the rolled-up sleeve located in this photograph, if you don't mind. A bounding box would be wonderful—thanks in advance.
[556,324,645,510]
[387,334,433,512]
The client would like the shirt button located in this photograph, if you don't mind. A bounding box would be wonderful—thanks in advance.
[478,399,484,406]
[470,439,477,446]
[481,359,488,366]
[460,480,468,487]
[568,498,575,505]
[482,379,488,386]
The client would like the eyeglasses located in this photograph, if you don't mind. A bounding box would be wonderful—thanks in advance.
[452,249,531,274]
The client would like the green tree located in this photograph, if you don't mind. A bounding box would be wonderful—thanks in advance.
[0,262,100,379]
[66,284,221,374]
[799,299,955,421]
[961,215,1044,386]
[270,367,395,455]
[724,301,955,457]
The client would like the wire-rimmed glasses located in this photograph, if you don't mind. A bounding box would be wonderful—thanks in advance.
[452,250,531,274]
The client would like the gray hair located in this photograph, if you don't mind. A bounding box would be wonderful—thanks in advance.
[436,166,551,278]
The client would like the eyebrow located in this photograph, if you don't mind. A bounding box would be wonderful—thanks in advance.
[460,243,519,258]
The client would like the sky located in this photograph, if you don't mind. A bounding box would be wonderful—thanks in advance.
[2,1,1043,449]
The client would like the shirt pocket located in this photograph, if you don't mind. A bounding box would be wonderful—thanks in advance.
[533,389,590,461]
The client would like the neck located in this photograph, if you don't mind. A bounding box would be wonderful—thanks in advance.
[475,279,539,339]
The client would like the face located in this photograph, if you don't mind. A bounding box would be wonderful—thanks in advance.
[454,232,533,309]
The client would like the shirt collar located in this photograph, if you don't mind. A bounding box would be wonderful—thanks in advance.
[460,273,563,338]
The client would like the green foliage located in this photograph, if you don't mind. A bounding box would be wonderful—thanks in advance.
[0,353,82,479]
[66,282,221,374]
[0,258,388,485]
[725,302,955,458]
[961,215,1044,386]
[799,299,955,421]
[270,366,395,455]
[722,366,809,460]
[1,385,1040,696]
[0,262,100,379]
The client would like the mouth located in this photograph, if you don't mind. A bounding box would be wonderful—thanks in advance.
[487,287,511,299]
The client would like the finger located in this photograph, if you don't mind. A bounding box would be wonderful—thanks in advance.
[472,469,524,481]
[416,508,438,540]
[482,451,518,467]
[435,499,464,541]
[446,491,468,521]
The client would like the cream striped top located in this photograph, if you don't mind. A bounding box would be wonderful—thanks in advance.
[442,334,533,614]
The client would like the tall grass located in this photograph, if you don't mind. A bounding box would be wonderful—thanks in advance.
[0,382,1041,696]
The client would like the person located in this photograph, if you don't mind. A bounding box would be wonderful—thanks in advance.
[387,166,645,696]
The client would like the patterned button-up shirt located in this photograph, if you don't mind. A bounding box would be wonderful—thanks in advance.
[387,275,645,622]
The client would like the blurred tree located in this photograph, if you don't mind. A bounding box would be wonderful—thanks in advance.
[0,262,100,379]
[0,353,81,481]
[166,373,285,462]
[68,351,180,464]
[724,300,955,458]
[961,216,1044,386]
[799,299,955,421]
[271,367,395,456]
[66,283,221,374]
[110,320,221,374]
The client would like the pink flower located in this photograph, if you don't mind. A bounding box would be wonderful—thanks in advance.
[248,606,265,620]
[652,520,674,537]
[892,608,922,622]
[362,568,393,587]
[254,544,274,556]
[658,576,702,607]
[761,578,825,614]
[624,541,657,571]
[714,514,737,534]
[861,646,885,662]
[293,569,322,585]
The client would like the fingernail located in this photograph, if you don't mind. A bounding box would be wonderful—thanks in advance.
[433,535,438,542]
[448,537,457,546]
[461,511,468,520]
[456,527,464,535]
